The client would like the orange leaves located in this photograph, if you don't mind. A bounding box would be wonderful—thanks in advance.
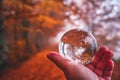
[34,0,66,29]
[38,0,65,18]
[37,15,63,29]
[0,49,66,80]
[2,0,18,8]
[1,0,67,63]
[18,3,33,12]
[2,0,66,28]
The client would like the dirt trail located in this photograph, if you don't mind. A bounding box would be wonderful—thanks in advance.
[0,49,65,80]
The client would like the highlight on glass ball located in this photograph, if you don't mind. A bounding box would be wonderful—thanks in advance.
[59,28,97,64]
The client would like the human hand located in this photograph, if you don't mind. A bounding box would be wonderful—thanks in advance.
[47,46,114,80]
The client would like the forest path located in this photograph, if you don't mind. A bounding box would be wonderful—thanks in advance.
[0,47,65,80]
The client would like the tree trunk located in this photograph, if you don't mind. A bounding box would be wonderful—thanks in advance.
[0,0,9,66]
[0,0,2,32]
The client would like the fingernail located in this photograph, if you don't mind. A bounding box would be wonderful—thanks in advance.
[47,52,60,58]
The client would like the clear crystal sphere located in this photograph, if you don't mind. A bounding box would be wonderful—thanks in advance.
[59,29,97,64]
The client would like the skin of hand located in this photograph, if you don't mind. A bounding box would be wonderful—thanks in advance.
[47,46,114,80]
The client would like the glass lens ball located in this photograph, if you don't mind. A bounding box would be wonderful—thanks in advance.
[59,29,97,64]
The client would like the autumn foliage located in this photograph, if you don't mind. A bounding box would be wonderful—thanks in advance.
[0,0,120,80]
[1,0,68,64]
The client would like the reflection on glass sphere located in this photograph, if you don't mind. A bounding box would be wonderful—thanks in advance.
[59,28,97,64]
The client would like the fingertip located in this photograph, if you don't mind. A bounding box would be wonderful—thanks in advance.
[47,51,70,71]
[95,46,114,59]
[106,60,114,70]
[105,50,113,58]
[99,46,108,52]
[48,51,60,55]
[47,51,62,64]
[102,60,114,77]
[95,46,108,57]
[100,46,114,57]
[97,50,113,67]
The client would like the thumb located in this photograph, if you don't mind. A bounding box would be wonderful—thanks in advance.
[47,52,70,71]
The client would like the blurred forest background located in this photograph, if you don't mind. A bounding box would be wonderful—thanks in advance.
[0,0,120,80]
